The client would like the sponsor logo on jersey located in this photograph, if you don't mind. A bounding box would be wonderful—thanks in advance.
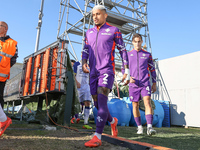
[130,54,134,56]
[101,33,112,35]
[141,56,147,59]
[89,31,93,34]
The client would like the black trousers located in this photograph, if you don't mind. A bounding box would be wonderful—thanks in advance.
[0,81,6,109]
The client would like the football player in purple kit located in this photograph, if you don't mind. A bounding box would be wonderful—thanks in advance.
[128,33,157,136]
[82,5,130,147]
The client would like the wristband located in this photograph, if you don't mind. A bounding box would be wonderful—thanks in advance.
[125,68,129,74]
[125,68,130,80]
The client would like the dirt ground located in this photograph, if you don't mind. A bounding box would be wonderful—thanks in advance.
[0,121,129,150]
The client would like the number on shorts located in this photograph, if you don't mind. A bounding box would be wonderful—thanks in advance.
[146,86,150,91]
[102,73,108,85]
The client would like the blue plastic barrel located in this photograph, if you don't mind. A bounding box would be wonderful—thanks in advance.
[123,97,164,128]
[93,98,131,126]
[107,98,131,126]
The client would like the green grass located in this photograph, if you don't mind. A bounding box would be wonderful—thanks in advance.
[2,120,128,150]
[2,118,200,150]
[72,119,200,150]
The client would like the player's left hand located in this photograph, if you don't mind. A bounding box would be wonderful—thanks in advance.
[130,77,135,83]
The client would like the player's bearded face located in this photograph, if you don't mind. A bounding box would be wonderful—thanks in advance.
[92,9,107,26]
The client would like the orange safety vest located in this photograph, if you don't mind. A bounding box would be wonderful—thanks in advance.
[0,38,17,82]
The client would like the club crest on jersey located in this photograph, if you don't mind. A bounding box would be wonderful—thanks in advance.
[141,53,147,59]
[101,28,111,35]
[130,96,133,100]
[0,45,2,51]
[105,28,110,32]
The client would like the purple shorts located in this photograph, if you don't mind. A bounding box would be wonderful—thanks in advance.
[129,85,151,102]
[89,73,114,95]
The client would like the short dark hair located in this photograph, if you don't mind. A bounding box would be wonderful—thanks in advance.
[132,33,142,42]
[70,59,76,63]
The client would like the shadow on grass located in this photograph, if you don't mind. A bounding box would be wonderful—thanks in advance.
[1,128,127,150]
[114,126,200,150]
[3,119,200,150]
[72,120,200,150]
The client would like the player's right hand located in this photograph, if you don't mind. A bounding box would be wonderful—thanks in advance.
[122,68,130,85]
[76,82,81,88]
[122,73,130,85]
[82,63,90,73]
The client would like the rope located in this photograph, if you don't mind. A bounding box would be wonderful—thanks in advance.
[44,87,92,134]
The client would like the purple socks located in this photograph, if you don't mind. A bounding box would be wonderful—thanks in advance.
[134,114,153,126]
[145,114,153,125]
[96,94,110,134]
[94,96,112,123]
[134,116,142,126]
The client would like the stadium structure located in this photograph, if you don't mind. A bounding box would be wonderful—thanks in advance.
[4,0,158,121]
[4,0,170,128]
[57,0,152,62]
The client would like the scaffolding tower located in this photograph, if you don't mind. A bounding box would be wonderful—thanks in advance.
[57,0,152,64]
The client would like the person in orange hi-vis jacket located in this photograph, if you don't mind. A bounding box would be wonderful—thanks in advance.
[0,21,18,136]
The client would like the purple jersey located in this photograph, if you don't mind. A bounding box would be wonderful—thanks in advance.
[128,49,156,87]
[82,22,128,76]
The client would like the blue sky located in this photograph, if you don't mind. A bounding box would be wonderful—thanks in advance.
[0,0,199,63]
